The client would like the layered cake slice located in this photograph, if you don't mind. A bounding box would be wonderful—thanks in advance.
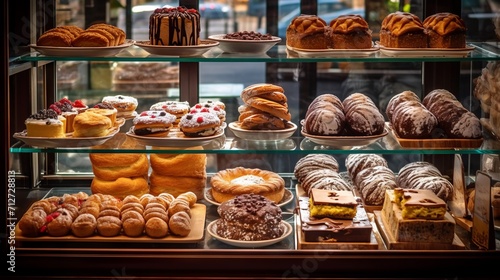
[299,189,372,243]
[309,189,358,219]
[381,189,455,243]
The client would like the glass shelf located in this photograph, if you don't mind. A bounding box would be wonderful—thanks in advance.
[13,43,500,64]
[10,133,500,154]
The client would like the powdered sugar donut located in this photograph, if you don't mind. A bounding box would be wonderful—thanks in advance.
[102,95,138,118]
[179,111,221,137]
[150,101,190,124]
[190,103,226,124]
[133,110,176,137]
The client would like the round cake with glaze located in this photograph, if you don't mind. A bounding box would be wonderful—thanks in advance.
[215,194,283,241]
[210,167,285,204]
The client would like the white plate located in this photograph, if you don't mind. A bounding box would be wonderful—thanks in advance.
[13,127,119,148]
[204,188,294,207]
[301,127,388,148]
[228,121,297,140]
[208,34,281,54]
[378,44,475,57]
[207,220,293,248]
[286,44,379,58]
[134,40,219,56]
[29,40,134,57]
[126,126,225,147]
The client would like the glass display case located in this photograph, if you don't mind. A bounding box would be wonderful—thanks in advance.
[3,0,500,278]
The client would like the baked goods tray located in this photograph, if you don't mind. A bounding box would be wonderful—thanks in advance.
[386,124,483,149]
[16,195,206,244]
[374,211,465,250]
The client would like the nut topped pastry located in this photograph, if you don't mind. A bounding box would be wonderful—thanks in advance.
[216,194,283,241]
[380,11,426,48]
[329,14,372,49]
[286,14,329,49]
[423,12,466,48]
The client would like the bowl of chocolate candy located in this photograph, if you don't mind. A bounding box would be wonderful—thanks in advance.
[209,31,281,54]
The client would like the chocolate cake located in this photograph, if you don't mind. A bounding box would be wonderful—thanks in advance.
[299,197,372,242]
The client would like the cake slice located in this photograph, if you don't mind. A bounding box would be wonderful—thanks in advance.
[309,188,358,219]
[394,188,447,220]
[382,189,455,243]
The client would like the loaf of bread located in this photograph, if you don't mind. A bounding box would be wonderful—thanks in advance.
[423,89,482,139]
[380,11,427,48]
[396,161,453,201]
[329,14,372,49]
[423,12,466,48]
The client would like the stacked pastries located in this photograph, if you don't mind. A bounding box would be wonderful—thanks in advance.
[238,83,291,130]
[19,192,197,238]
[387,89,482,139]
[294,154,351,195]
[380,11,466,48]
[286,14,372,49]
[303,93,385,136]
[37,24,126,47]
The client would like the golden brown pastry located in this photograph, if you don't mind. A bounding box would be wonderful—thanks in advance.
[145,217,169,238]
[46,208,74,237]
[380,11,427,48]
[89,23,126,45]
[329,14,372,49]
[286,14,330,49]
[71,213,97,237]
[90,153,149,181]
[72,111,113,137]
[149,171,206,199]
[167,198,191,218]
[121,210,145,237]
[176,192,197,207]
[210,167,285,204]
[18,207,47,237]
[91,176,149,200]
[423,12,466,48]
[239,113,287,130]
[168,211,191,237]
[72,31,110,47]
[240,83,285,103]
[85,107,117,126]
[244,97,291,121]
[149,153,207,178]
[36,27,75,47]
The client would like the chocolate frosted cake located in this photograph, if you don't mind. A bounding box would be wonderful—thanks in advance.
[215,194,283,241]
[149,6,200,46]
[299,196,372,242]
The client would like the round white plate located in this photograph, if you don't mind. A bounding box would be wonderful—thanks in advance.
[134,40,219,56]
[204,188,294,207]
[208,34,281,54]
[378,44,475,57]
[13,126,119,148]
[207,220,293,248]
[126,126,225,147]
[286,44,379,58]
[228,121,297,140]
[300,127,388,148]
[29,40,134,57]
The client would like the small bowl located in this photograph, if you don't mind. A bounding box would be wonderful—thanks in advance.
[208,34,281,54]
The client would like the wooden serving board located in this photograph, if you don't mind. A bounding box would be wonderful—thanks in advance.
[387,124,483,149]
[374,211,465,250]
[16,203,206,244]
